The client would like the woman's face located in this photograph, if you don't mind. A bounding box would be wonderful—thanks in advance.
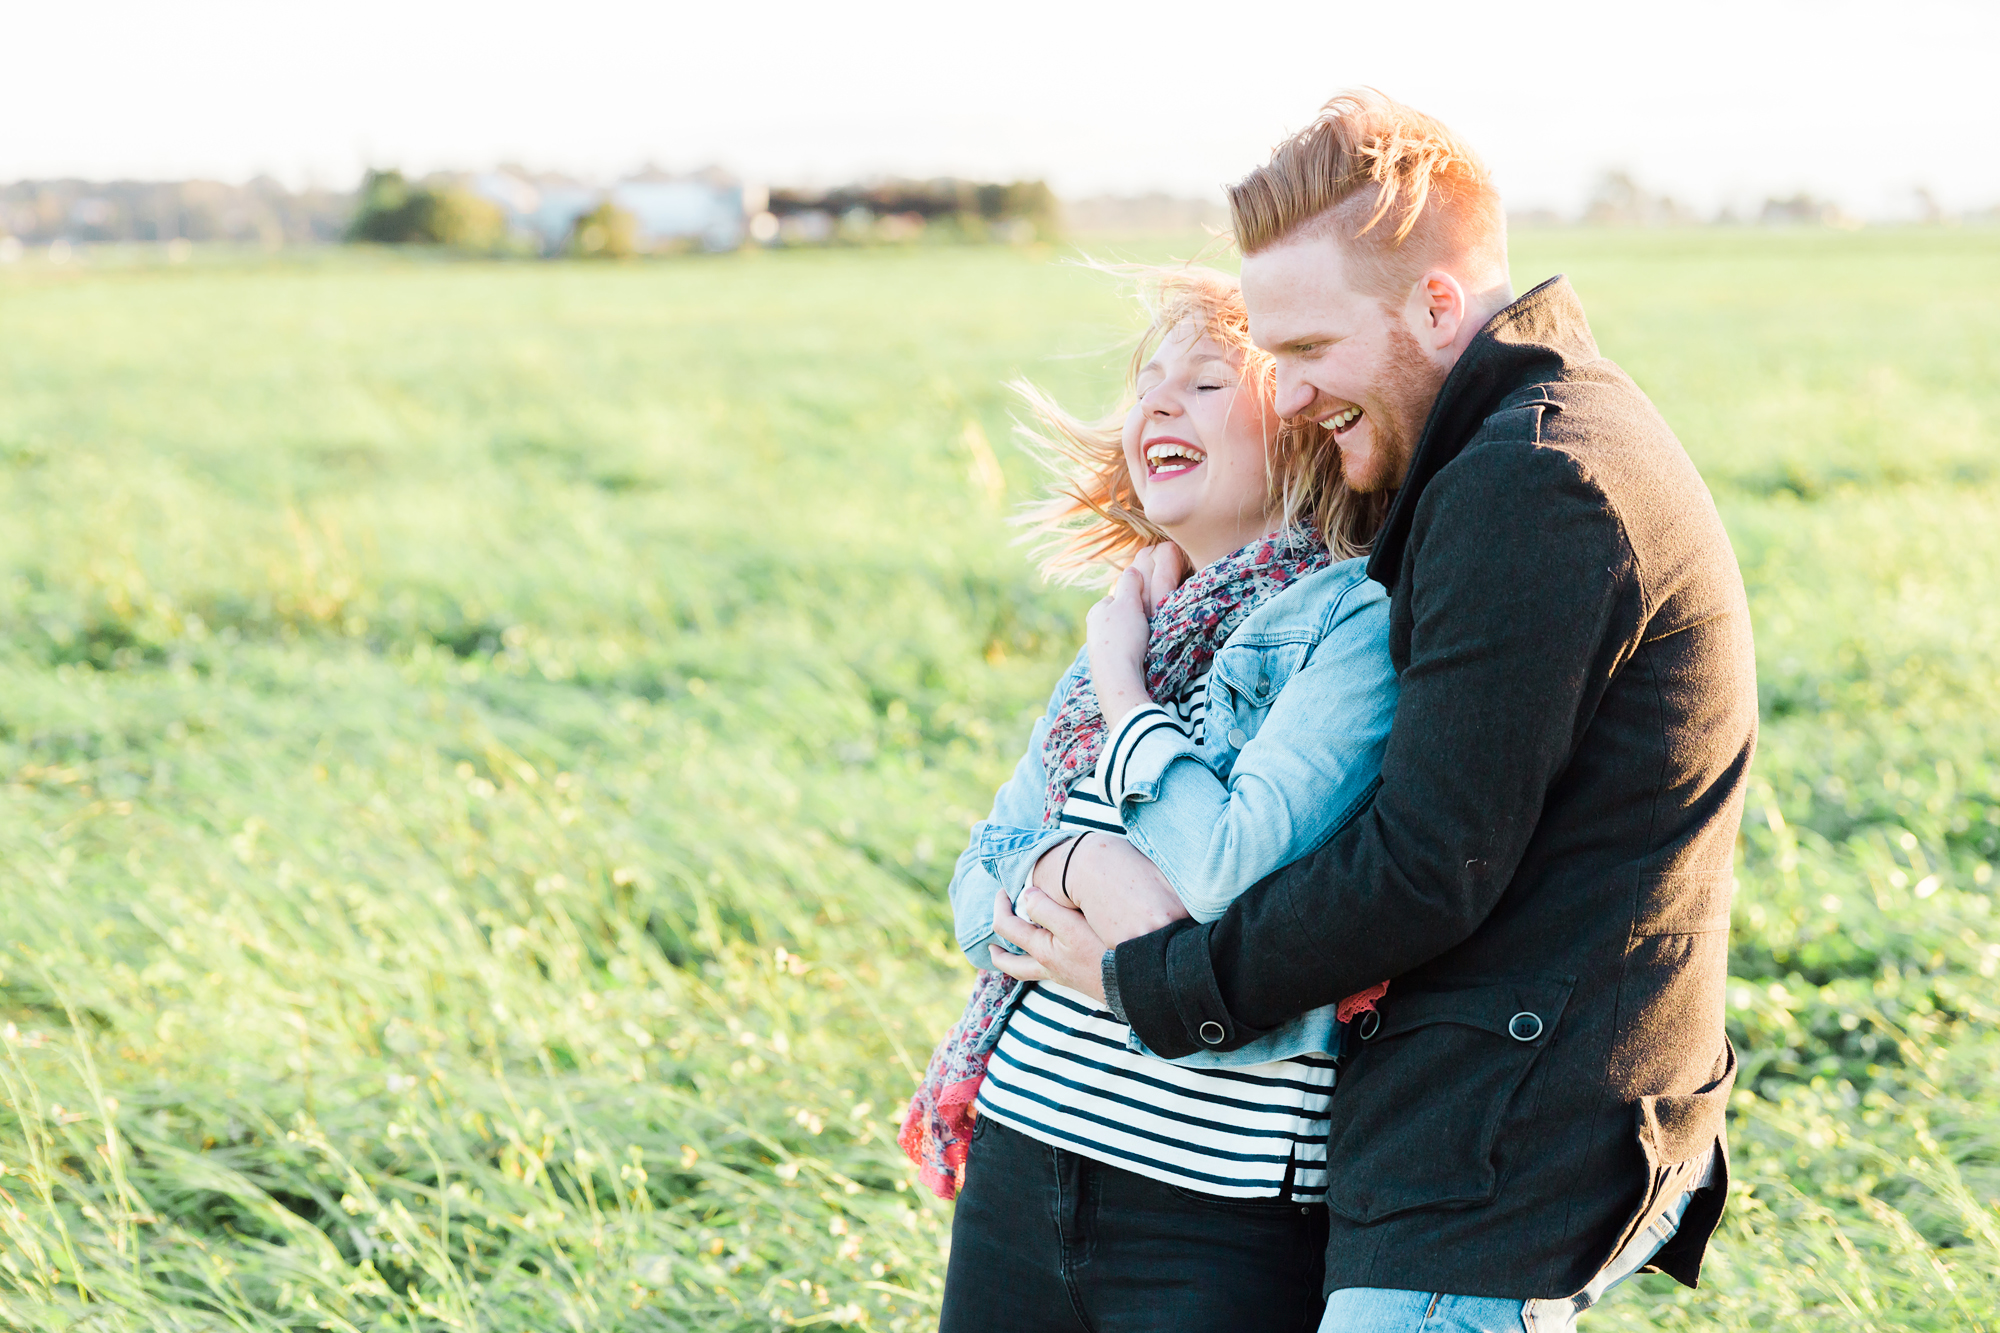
[1123,323,1279,569]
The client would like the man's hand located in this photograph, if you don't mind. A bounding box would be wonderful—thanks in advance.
[988,887,1110,1004]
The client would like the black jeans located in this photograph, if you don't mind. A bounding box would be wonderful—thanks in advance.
[939,1117,1328,1333]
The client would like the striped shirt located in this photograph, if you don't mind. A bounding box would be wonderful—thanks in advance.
[975,673,1338,1200]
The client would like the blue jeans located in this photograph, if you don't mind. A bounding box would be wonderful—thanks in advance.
[1317,1150,1716,1333]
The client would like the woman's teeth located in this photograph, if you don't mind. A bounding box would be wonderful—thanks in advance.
[1145,442,1205,475]
[1325,407,1362,432]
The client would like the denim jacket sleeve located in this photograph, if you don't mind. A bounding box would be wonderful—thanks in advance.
[946,647,1085,968]
[1101,574,1397,922]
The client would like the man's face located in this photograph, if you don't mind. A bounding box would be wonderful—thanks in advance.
[1241,234,1449,494]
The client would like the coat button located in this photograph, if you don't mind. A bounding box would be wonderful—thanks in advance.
[1199,1021,1226,1045]
[1508,1011,1544,1042]
[1226,727,1248,748]
[1355,1010,1381,1041]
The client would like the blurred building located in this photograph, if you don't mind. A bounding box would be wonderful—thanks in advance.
[613,172,749,251]
[758,177,1055,245]
[471,169,749,253]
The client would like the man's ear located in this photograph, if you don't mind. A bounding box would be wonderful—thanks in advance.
[1405,270,1468,354]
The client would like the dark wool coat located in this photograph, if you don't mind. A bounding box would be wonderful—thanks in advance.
[1109,276,1757,1299]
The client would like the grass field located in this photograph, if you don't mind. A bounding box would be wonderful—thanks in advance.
[0,227,1997,1331]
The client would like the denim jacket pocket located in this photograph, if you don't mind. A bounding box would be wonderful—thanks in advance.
[1203,638,1314,763]
[1210,637,1312,714]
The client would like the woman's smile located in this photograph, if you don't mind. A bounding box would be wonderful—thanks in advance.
[1144,435,1206,479]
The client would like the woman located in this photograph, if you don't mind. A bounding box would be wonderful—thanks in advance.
[908,266,1394,1333]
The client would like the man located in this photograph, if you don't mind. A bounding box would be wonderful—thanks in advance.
[992,92,1756,1331]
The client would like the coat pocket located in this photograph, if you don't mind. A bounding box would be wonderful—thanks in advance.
[1323,976,1575,1224]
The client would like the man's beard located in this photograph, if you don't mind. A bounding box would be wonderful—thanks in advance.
[1348,321,1449,493]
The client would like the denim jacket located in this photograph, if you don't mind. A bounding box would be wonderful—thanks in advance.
[946,555,1397,1068]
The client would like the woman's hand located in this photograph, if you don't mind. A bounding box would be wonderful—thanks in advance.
[1086,543,1185,729]
[1060,833,1192,944]
[1030,835,1086,910]
[1028,832,1191,944]
[1085,564,1149,728]
[1132,542,1190,614]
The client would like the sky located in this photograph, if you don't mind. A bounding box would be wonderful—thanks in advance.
[5,0,1997,219]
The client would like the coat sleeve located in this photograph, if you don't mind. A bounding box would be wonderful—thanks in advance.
[1110,442,1643,1057]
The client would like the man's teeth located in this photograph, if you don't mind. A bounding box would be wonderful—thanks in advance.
[1324,407,1362,430]
[1146,442,1205,471]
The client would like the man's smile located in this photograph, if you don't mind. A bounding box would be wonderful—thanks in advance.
[1316,404,1363,437]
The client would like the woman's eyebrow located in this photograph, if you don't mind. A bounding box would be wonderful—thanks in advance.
[1146,352,1229,373]
[1139,351,1231,382]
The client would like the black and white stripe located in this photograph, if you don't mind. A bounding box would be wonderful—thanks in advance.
[977,671,1337,1201]
[1098,700,1199,805]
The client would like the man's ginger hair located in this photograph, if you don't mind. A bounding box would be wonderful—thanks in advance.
[1229,91,1507,298]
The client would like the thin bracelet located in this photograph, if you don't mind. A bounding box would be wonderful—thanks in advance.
[1058,832,1089,908]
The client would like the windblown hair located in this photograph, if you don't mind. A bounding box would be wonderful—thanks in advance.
[1229,90,1506,298]
[1013,265,1389,582]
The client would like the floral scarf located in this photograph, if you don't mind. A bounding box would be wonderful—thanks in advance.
[899,524,1353,1201]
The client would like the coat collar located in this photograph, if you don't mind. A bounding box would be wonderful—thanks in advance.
[1364,276,1600,591]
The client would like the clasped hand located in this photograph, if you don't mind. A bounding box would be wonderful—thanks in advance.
[988,832,1193,1002]
[1084,543,1189,731]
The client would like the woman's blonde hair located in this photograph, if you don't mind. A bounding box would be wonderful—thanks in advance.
[1013,264,1389,582]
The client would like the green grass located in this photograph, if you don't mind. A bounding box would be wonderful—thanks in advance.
[0,228,1996,1330]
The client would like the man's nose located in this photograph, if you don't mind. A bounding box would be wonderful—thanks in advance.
[1273,370,1315,419]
